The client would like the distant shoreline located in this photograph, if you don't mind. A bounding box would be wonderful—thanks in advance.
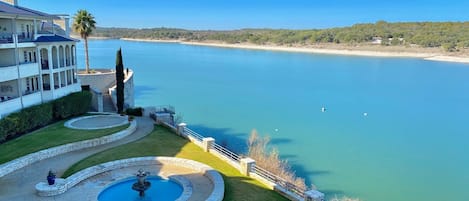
[120,38,469,64]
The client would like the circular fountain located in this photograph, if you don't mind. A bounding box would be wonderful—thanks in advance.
[131,169,151,197]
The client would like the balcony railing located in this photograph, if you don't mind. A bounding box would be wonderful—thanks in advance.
[17,32,34,43]
[19,61,37,65]
[0,33,13,44]
[23,90,39,96]
[0,95,18,102]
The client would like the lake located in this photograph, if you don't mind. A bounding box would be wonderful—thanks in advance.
[77,39,469,201]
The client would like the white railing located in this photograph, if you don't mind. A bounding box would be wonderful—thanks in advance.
[153,118,323,201]
[253,165,307,198]
[212,142,241,162]
[183,127,204,141]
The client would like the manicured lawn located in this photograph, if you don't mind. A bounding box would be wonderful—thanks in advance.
[0,120,129,164]
[64,126,289,201]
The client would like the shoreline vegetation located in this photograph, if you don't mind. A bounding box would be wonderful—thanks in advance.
[79,21,469,64]
[119,37,469,64]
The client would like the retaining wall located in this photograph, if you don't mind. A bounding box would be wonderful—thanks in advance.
[0,120,137,178]
[35,156,225,201]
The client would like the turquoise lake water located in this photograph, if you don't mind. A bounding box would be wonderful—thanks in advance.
[77,40,469,201]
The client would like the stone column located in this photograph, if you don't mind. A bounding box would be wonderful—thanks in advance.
[304,190,325,201]
[202,137,215,152]
[177,123,187,136]
[240,157,256,176]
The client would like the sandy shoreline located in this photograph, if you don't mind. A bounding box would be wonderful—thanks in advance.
[120,38,469,64]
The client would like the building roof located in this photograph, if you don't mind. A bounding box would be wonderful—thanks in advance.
[0,1,57,19]
[35,35,78,43]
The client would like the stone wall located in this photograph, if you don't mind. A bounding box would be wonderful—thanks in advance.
[109,69,134,109]
[0,120,137,178]
[89,87,103,112]
[77,69,116,93]
[35,156,225,201]
[78,68,134,110]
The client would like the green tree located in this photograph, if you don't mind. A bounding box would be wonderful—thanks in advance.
[72,10,96,74]
[115,48,125,114]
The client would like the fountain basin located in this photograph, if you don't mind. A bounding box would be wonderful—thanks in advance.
[98,176,183,201]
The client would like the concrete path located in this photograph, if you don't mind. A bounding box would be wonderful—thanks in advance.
[0,117,154,201]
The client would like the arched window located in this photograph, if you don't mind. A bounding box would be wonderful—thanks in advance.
[52,46,58,69]
[59,46,64,67]
[40,48,49,70]
[65,45,71,66]
[71,45,75,65]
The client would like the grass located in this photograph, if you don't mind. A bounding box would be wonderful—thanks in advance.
[64,126,289,201]
[0,120,129,164]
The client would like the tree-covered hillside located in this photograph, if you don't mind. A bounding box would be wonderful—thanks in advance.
[91,21,469,52]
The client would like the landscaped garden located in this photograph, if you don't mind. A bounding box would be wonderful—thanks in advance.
[0,120,129,164]
[64,126,289,201]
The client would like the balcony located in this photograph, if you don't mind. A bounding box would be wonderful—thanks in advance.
[0,65,17,82]
[17,32,34,43]
[22,91,41,108]
[19,62,39,78]
[0,96,21,116]
[0,33,13,44]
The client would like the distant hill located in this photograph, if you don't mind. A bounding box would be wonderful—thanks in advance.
[89,21,469,52]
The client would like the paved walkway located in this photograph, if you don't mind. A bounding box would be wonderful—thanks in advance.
[0,117,154,201]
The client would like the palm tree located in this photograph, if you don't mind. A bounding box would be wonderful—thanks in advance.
[72,10,96,74]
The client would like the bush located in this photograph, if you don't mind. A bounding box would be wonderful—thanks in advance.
[247,130,307,189]
[125,107,143,116]
[53,91,92,119]
[0,102,53,141]
[0,91,91,142]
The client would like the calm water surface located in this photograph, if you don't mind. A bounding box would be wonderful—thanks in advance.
[78,40,469,201]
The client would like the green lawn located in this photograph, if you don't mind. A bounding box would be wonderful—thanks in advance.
[64,126,289,201]
[0,120,129,164]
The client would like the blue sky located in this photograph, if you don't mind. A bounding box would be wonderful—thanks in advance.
[21,0,469,30]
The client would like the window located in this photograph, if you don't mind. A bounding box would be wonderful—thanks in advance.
[23,51,27,62]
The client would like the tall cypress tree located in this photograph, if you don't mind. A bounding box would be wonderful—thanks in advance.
[115,48,124,113]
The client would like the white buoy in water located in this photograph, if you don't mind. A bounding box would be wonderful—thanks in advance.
[363,112,368,117]
[275,128,279,132]
[321,107,326,112]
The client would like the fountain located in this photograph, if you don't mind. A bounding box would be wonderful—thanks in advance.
[131,169,151,197]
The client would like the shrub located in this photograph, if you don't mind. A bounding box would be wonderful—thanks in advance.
[247,130,307,190]
[0,102,53,141]
[125,107,143,116]
[0,91,91,142]
[53,91,91,119]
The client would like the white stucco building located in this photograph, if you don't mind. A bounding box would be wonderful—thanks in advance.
[0,0,80,118]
